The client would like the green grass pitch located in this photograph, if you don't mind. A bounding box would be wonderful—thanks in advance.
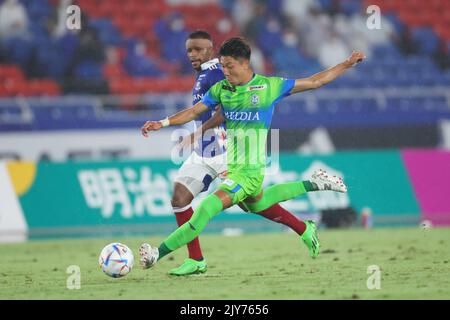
[1,227,449,299]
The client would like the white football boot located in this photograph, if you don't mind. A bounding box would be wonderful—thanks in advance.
[310,169,347,193]
[139,243,159,269]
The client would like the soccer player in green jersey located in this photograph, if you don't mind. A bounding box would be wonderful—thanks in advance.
[140,37,365,269]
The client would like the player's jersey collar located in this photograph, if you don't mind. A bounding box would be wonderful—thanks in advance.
[201,58,220,70]
[238,73,257,87]
[228,73,260,92]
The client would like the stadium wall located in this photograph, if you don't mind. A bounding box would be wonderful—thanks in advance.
[0,129,174,161]
[1,150,449,242]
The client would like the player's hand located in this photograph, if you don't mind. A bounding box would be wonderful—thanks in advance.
[344,50,366,68]
[141,121,163,137]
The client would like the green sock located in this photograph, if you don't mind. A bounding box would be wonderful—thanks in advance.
[303,180,318,192]
[246,181,310,213]
[157,194,223,260]
[157,243,172,261]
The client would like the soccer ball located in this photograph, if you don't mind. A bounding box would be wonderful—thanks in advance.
[98,243,134,278]
[420,220,433,230]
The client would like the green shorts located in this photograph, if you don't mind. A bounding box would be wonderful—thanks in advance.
[217,171,264,205]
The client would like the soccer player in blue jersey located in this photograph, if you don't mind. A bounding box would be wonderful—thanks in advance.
[166,31,327,276]
[167,30,227,276]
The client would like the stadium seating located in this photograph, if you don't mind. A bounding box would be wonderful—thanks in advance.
[0,0,449,133]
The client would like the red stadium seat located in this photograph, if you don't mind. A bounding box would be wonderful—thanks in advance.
[103,63,126,79]
[3,79,28,97]
[28,80,61,96]
[0,65,25,81]
[0,85,7,97]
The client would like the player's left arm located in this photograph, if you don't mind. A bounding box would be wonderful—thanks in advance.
[290,51,365,94]
[179,106,226,148]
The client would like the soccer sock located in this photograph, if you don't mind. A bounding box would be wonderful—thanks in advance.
[174,206,204,261]
[255,203,307,235]
[246,181,314,213]
[158,194,223,260]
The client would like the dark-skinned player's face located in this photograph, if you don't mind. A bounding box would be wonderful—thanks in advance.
[186,38,214,71]
[220,56,251,86]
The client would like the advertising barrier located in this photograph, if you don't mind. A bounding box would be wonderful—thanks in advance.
[402,149,450,226]
[0,150,432,240]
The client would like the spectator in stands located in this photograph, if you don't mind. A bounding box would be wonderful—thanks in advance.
[67,15,105,79]
[318,32,350,68]
[256,15,283,58]
[265,0,283,18]
[53,0,75,38]
[219,0,235,14]
[333,14,369,56]
[231,0,255,31]
[394,26,419,56]
[0,0,29,39]
[432,40,450,71]
[247,39,266,74]
[154,12,190,74]
[272,29,320,78]
[123,40,165,77]
[296,8,333,58]
[314,0,341,18]
[281,0,319,28]
[166,0,216,4]
[242,1,267,39]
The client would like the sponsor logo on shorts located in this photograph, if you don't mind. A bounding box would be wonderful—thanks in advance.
[223,179,235,187]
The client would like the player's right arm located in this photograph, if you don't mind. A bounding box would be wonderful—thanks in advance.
[290,51,365,94]
[141,101,209,137]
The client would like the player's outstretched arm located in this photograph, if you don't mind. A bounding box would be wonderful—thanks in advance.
[141,101,209,137]
[179,106,225,148]
[290,51,365,94]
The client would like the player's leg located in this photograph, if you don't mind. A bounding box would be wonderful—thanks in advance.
[252,203,307,235]
[170,182,207,275]
[243,169,347,258]
[139,188,237,269]
[169,153,216,275]
[139,173,255,269]
[245,169,347,213]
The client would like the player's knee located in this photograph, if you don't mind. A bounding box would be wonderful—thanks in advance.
[245,200,265,213]
[171,194,191,209]
[171,186,193,209]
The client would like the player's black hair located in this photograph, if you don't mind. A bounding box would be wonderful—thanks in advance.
[187,30,213,42]
[219,37,251,60]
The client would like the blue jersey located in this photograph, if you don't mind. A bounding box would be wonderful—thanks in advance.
[191,58,226,158]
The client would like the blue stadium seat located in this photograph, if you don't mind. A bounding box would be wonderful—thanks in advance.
[26,0,52,23]
[411,27,440,55]
[90,19,122,46]
[75,60,103,79]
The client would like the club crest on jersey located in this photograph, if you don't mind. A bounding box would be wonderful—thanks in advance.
[195,81,201,91]
[251,93,259,106]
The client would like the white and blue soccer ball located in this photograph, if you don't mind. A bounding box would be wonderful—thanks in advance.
[99,243,134,278]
